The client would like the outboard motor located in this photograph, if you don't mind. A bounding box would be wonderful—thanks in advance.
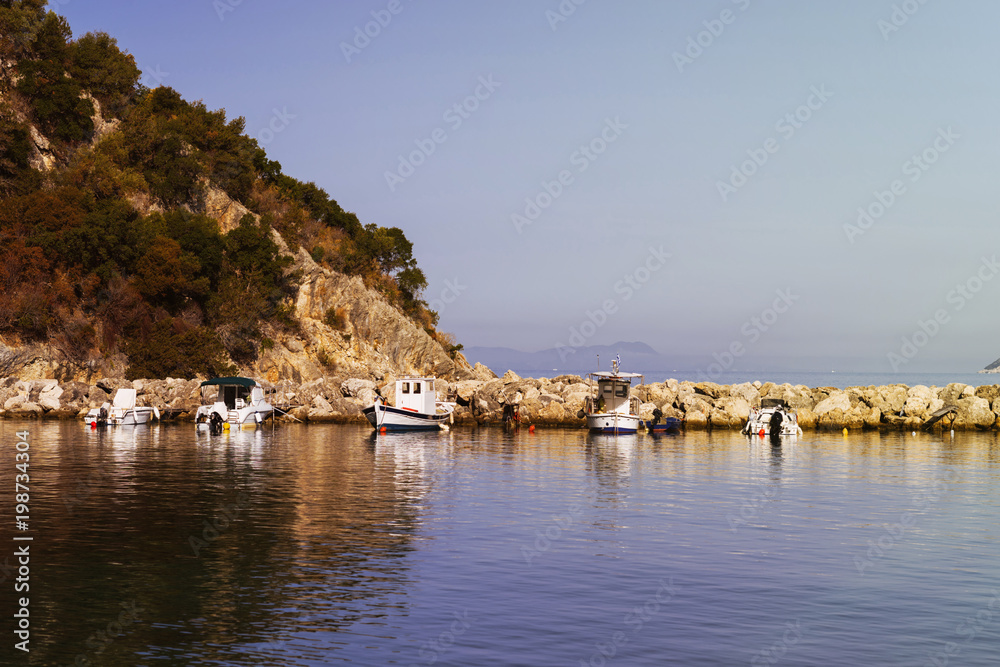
[209,411,224,435]
[768,409,784,445]
[97,405,109,428]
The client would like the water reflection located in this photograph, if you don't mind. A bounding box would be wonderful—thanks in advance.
[5,421,1000,665]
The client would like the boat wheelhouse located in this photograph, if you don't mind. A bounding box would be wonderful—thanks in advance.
[363,377,455,432]
[195,377,274,429]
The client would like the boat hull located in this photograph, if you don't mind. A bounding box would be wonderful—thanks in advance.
[644,417,682,433]
[586,413,641,434]
[84,407,155,426]
[364,403,450,431]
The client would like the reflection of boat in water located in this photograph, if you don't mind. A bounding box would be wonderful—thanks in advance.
[85,388,159,426]
[363,377,454,432]
[581,359,643,434]
[742,399,802,437]
[195,377,274,430]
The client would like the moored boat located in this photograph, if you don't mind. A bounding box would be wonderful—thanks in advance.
[364,377,455,432]
[195,377,274,430]
[742,398,802,437]
[581,359,643,434]
[85,388,159,426]
[644,411,682,434]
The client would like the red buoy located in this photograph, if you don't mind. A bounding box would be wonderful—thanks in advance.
[529,425,535,433]
[379,426,387,433]
[758,429,765,437]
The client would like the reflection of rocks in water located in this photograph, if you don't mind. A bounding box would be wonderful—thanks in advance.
[31,422,429,666]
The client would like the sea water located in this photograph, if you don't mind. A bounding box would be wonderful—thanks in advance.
[515,369,1000,390]
[2,420,999,665]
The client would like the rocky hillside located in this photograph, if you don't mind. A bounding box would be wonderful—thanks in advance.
[0,4,474,384]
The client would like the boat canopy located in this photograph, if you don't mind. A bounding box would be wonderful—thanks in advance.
[590,372,644,379]
[200,377,257,388]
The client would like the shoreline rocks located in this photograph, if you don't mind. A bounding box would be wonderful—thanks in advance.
[2,375,1000,431]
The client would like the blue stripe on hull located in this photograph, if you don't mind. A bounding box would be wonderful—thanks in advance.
[364,404,447,431]
[589,427,639,434]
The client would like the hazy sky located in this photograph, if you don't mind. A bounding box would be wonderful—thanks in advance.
[57,1,1000,373]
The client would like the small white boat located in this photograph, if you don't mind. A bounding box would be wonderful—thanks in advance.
[195,377,274,430]
[582,360,643,434]
[364,377,454,432]
[742,399,802,437]
[85,388,159,426]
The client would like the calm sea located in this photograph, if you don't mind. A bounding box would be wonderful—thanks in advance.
[2,420,999,665]
[515,369,1000,389]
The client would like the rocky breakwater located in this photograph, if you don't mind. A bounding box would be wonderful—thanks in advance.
[375,373,1000,431]
[4,372,1000,432]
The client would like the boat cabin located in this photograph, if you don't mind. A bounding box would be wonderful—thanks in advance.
[589,371,644,415]
[201,377,265,410]
[396,377,437,414]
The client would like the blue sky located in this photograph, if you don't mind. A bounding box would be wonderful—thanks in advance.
[55,1,1000,373]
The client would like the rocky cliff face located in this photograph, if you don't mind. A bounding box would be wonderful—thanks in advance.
[246,235,483,384]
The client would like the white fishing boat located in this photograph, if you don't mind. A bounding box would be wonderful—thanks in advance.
[581,359,643,434]
[85,388,159,426]
[364,377,455,432]
[195,377,274,430]
[742,399,802,437]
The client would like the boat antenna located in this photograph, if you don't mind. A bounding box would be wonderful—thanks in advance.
[596,354,600,372]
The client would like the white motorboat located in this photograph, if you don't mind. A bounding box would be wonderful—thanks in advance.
[195,377,274,430]
[742,399,802,437]
[85,388,159,426]
[581,360,643,434]
[364,377,455,432]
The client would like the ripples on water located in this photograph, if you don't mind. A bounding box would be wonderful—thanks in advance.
[1,421,999,665]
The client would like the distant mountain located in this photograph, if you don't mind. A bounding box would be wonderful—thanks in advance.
[980,357,1000,373]
[465,341,684,375]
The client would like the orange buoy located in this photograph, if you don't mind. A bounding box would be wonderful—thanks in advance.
[758,429,765,437]
[379,426,387,433]
[529,425,535,433]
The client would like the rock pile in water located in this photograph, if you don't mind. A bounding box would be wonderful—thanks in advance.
[2,373,998,431]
